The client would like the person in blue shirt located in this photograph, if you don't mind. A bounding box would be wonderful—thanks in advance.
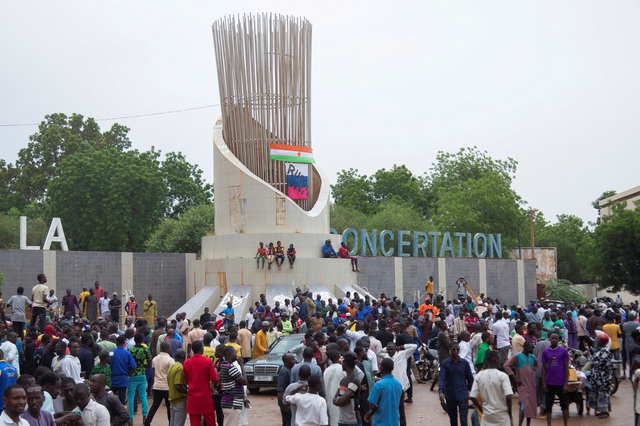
[296,297,308,321]
[221,302,235,327]
[109,335,137,406]
[0,349,18,411]
[365,357,403,426]
[322,239,337,258]
[355,305,368,322]
[438,342,474,426]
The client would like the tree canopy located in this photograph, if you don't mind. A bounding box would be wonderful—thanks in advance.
[535,214,593,283]
[145,203,214,253]
[590,201,640,295]
[0,113,212,252]
[330,147,524,256]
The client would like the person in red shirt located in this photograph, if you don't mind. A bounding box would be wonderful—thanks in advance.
[183,340,219,425]
[255,242,267,269]
[464,310,480,334]
[338,242,360,272]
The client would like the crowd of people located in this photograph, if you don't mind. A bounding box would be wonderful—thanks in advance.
[0,273,637,426]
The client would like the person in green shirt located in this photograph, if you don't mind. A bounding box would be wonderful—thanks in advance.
[550,312,566,341]
[167,349,188,426]
[91,350,112,387]
[280,314,293,335]
[474,331,493,370]
[128,334,152,422]
[541,311,554,340]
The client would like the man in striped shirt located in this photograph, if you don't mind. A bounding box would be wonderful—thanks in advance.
[219,345,247,426]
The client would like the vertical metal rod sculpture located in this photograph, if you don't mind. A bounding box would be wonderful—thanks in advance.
[212,14,315,210]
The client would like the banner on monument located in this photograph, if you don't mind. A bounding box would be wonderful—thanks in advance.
[270,144,315,163]
[286,163,309,200]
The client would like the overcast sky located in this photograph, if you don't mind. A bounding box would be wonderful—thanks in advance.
[2,1,638,227]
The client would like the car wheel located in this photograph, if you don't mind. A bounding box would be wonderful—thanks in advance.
[248,387,260,395]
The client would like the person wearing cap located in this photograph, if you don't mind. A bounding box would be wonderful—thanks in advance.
[252,321,270,359]
[588,331,613,418]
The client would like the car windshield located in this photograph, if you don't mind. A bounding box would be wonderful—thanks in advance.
[269,336,304,355]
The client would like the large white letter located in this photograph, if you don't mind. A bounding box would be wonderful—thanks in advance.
[43,218,69,251]
[19,216,40,250]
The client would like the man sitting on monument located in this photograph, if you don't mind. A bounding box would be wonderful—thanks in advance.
[338,242,360,273]
[322,240,337,258]
[266,242,276,270]
[274,241,286,271]
[287,244,296,269]
[255,242,267,269]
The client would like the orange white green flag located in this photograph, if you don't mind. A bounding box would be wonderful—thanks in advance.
[269,143,315,164]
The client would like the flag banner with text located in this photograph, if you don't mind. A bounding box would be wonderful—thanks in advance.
[286,163,309,200]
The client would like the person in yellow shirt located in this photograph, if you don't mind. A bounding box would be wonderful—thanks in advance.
[425,276,434,300]
[143,294,157,327]
[203,333,216,362]
[226,330,243,357]
[602,312,622,378]
[252,321,270,358]
[79,287,89,317]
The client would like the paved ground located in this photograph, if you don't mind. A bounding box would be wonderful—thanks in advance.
[134,379,635,425]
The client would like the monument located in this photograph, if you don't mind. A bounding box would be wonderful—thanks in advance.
[179,14,368,319]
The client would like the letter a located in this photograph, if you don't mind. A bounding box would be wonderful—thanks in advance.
[43,218,69,251]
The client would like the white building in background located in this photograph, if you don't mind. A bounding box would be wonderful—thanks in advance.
[599,185,640,217]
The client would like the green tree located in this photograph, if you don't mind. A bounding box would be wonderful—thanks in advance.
[591,190,617,210]
[331,166,429,217]
[330,169,376,216]
[145,203,214,253]
[536,214,593,283]
[161,152,213,218]
[371,165,429,216]
[0,213,48,249]
[366,201,430,232]
[591,202,640,295]
[10,113,131,209]
[0,160,23,213]
[47,149,167,252]
[426,147,523,255]
[544,279,586,304]
[330,205,369,235]
[362,202,430,255]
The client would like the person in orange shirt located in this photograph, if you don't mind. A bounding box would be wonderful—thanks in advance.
[347,301,357,317]
[419,298,440,320]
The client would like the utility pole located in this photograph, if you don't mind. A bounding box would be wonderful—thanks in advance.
[529,207,538,261]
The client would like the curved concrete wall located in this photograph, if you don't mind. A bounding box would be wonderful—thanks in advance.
[213,119,332,236]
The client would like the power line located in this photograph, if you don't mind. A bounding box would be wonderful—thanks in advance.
[0,104,220,127]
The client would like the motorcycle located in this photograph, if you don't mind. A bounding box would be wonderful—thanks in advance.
[414,342,440,389]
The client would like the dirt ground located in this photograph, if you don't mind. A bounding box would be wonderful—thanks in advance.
[134,378,635,425]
